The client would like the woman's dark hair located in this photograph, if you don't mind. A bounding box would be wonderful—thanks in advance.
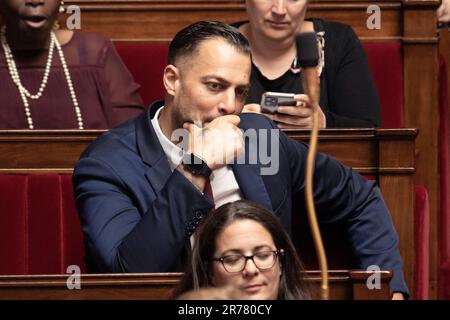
[173,200,310,300]
[168,20,251,65]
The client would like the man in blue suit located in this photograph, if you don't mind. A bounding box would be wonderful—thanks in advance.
[73,21,408,298]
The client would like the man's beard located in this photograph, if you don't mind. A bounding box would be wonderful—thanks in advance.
[172,107,188,132]
[172,105,216,130]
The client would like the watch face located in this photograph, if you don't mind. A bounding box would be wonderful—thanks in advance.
[190,161,206,175]
[183,154,205,174]
[182,153,211,177]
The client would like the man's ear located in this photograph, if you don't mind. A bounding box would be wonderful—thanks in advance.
[163,64,179,96]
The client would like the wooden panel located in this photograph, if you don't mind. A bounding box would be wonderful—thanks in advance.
[58,1,403,41]
[379,176,414,293]
[0,131,104,173]
[285,128,378,172]
[403,0,441,299]
[308,1,402,40]
[377,130,416,296]
[0,128,415,174]
[0,271,393,300]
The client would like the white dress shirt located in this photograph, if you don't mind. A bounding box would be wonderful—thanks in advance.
[151,106,242,206]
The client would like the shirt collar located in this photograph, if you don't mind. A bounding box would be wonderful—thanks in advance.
[150,106,184,171]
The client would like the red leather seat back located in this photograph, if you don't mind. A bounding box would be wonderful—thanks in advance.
[438,54,450,299]
[363,42,404,128]
[114,42,169,107]
[0,174,86,274]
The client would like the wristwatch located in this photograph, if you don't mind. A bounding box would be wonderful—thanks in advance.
[181,153,212,178]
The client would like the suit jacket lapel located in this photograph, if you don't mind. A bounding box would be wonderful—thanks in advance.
[232,162,273,212]
[136,102,172,194]
[136,103,273,210]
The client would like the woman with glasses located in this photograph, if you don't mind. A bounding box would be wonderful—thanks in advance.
[234,0,381,128]
[173,200,309,300]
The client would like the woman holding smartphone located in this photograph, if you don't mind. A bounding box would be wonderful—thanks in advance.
[234,0,381,129]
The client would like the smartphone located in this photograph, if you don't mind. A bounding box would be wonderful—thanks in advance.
[260,92,296,114]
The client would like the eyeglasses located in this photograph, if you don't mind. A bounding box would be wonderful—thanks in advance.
[213,249,284,273]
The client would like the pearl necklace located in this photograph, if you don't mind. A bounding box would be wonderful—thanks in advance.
[0,26,84,129]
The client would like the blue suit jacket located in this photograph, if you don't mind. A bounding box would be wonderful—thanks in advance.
[73,104,408,295]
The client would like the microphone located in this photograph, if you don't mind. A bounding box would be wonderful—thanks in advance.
[296,32,320,111]
[297,32,329,300]
[296,33,319,67]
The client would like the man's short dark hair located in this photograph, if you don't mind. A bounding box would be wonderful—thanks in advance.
[168,21,251,65]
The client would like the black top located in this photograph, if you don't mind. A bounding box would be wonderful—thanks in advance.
[232,19,382,128]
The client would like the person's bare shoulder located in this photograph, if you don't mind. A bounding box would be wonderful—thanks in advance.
[55,29,74,46]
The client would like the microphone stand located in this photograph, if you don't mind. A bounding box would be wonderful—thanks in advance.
[298,32,329,300]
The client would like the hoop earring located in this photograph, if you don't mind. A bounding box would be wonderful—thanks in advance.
[53,20,61,30]
[59,1,65,13]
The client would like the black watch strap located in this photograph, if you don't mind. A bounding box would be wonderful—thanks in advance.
[181,153,212,178]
